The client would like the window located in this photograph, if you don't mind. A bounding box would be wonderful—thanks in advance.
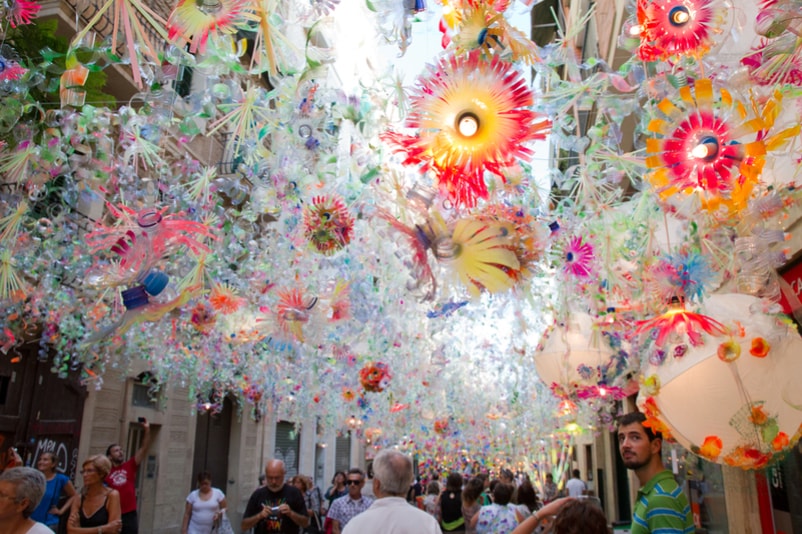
[131,373,159,408]
[335,432,351,473]
[275,421,300,477]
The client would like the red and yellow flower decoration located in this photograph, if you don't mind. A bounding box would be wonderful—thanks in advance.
[634,0,727,61]
[635,298,728,348]
[382,50,550,207]
[645,78,800,217]
[303,195,354,256]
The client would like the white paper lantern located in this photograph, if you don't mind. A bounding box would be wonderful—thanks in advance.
[638,293,802,469]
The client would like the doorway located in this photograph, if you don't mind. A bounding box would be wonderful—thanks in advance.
[191,397,233,493]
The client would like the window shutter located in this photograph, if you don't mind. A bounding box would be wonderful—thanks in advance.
[275,421,300,477]
[335,432,351,473]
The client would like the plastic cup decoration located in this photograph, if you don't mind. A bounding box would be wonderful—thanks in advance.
[638,293,802,469]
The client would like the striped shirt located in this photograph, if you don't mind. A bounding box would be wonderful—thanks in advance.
[631,470,694,534]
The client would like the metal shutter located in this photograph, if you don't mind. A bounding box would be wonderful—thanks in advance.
[275,421,300,477]
[335,432,351,472]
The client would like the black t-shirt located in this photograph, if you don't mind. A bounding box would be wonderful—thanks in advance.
[244,484,308,534]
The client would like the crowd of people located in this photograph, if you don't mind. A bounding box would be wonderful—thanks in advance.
[0,411,693,534]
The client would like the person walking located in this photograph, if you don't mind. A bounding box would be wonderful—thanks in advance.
[617,412,694,534]
[181,472,227,534]
[437,472,464,532]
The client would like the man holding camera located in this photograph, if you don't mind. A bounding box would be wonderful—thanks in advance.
[242,459,309,534]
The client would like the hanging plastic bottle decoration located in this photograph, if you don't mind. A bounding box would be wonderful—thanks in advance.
[86,204,215,289]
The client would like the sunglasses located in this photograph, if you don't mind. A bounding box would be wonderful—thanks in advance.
[345,480,362,486]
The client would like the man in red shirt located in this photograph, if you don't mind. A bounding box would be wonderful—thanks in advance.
[105,418,152,534]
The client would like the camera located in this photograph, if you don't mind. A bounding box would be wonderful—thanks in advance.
[270,506,281,514]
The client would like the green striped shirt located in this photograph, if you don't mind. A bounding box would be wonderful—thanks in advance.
[631,470,694,534]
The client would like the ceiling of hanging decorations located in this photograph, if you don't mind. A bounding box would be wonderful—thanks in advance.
[1,0,802,467]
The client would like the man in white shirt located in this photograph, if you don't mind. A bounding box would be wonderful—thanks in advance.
[565,469,587,498]
[343,450,440,534]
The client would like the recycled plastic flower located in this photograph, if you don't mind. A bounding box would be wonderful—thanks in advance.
[563,236,594,277]
[432,216,521,297]
[635,298,728,347]
[167,0,257,54]
[645,78,799,216]
[633,0,727,61]
[359,362,392,392]
[302,195,354,255]
[742,1,802,86]
[449,0,540,64]
[382,50,550,207]
[275,288,317,342]
[7,0,41,28]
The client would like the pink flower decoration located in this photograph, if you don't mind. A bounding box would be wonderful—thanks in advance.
[8,0,41,28]
[563,236,594,277]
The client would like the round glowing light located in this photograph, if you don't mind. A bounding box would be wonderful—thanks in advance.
[457,112,480,138]
[629,24,643,36]
[669,6,691,26]
[691,136,719,160]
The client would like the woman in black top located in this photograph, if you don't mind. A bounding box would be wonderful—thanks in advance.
[67,455,122,533]
[438,472,465,532]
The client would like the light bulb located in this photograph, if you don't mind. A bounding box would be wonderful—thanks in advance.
[456,112,480,137]
[669,6,691,25]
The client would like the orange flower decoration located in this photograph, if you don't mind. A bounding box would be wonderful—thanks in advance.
[698,436,723,460]
[342,387,356,402]
[772,432,790,451]
[208,281,246,314]
[641,397,673,440]
[749,404,769,426]
[750,337,770,357]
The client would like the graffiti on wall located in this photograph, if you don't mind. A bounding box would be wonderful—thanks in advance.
[33,438,78,478]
